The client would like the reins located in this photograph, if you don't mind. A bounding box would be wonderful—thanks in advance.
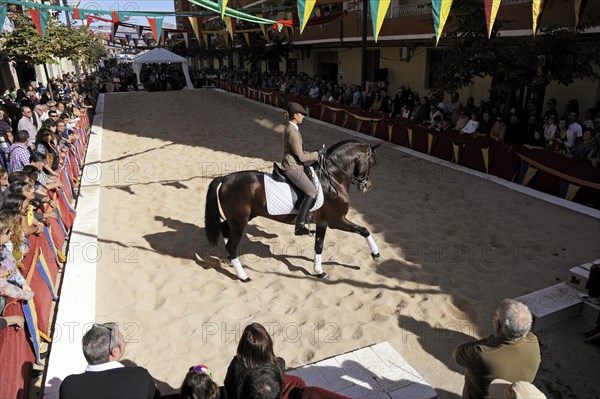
[317,144,373,199]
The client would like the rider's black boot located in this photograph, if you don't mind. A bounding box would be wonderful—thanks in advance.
[294,195,314,236]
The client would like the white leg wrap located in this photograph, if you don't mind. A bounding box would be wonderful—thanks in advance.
[314,254,323,274]
[230,258,248,280]
[366,235,379,255]
[223,238,229,245]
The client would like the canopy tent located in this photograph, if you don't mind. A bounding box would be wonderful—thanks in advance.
[132,48,194,90]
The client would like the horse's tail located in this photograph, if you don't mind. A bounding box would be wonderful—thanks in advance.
[205,176,225,246]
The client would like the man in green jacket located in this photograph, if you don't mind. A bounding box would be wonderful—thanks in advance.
[453,299,541,399]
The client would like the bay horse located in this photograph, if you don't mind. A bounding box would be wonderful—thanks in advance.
[204,140,381,282]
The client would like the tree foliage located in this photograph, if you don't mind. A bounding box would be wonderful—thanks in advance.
[432,0,600,93]
[0,12,103,67]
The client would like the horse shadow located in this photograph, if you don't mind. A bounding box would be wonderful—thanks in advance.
[397,314,478,376]
[142,216,355,282]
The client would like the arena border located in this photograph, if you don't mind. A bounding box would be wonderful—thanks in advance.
[213,88,600,220]
[43,94,106,399]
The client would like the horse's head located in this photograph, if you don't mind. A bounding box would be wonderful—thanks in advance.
[325,141,380,193]
[354,143,380,193]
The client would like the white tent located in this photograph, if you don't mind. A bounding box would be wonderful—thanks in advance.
[132,48,194,90]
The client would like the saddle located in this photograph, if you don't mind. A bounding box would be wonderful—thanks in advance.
[264,163,323,216]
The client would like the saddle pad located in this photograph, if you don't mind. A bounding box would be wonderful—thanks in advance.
[264,167,324,216]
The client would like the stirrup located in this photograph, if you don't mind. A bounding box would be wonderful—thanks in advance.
[294,225,311,236]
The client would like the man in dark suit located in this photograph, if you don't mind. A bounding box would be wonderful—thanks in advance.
[59,322,160,399]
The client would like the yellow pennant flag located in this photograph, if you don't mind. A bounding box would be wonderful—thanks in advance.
[259,23,269,40]
[370,0,391,42]
[432,0,454,45]
[225,16,235,40]
[565,183,580,201]
[427,133,434,154]
[243,32,250,45]
[522,165,538,186]
[298,0,317,34]
[407,128,413,148]
[532,0,545,36]
[484,0,502,39]
[189,16,203,42]
[481,147,490,173]
[452,143,460,163]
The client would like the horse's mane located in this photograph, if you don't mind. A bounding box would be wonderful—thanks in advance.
[327,140,362,155]
[318,140,373,186]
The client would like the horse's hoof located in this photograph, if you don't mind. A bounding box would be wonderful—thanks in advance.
[315,272,327,279]
[241,277,251,283]
[371,252,381,261]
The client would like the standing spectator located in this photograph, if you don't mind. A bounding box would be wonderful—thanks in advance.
[351,86,362,108]
[542,115,557,143]
[550,117,575,154]
[17,107,37,146]
[567,110,583,140]
[7,131,31,173]
[543,98,559,121]
[453,299,541,399]
[59,322,161,399]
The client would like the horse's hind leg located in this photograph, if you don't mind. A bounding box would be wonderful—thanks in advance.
[224,220,251,283]
[220,221,230,245]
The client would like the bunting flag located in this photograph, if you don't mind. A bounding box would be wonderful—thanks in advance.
[369,0,391,42]
[484,0,502,38]
[86,14,93,28]
[72,8,81,20]
[427,133,434,154]
[218,0,228,18]
[225,16,236,39]
[574,0,588,28]
[135,24,144,38]
[259,23,269,40]
[431,0,454,45]
[125,33,132,43]
[147,17,164,44]
[141,33,149,46]
[202,33,209,47]
[183,32,189,47]
[532,0,545,36]
[452,143,460,163]
[243,32,250,45]
[223,31,229,47]
[22,301,44,365]
[29,9,49,39]
[407,128,413,148]
[111,21,119,38]
[481,147,490,173]
[189,16,203,42]
[0,6,7,32]
[559,180,581,201]
[297,0,317,34]
[111,10,121,23]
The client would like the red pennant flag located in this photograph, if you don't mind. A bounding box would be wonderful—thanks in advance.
[86,15,93,28]
[28,9,48,39]
[73,8,81,20]
[111,10,120,23]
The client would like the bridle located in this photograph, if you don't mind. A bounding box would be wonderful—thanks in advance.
[317,144,374,198]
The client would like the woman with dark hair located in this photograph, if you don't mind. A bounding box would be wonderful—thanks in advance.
[224,323,285,399]
[35,128,60,171]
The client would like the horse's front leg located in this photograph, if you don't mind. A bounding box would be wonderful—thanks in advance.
[313,223,328,278]
[330,217,380,260]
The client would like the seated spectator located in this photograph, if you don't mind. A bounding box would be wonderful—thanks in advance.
[180,363,220,399]
[488,379,546,399]
[566,129,597,161]
[0,211,34,306]
[411,96,429,124]
[429,115,444,132]
[0,168,8,194]
[505,112,524,145]
[368,92,383,113]
[7,130,31,173]
[224,323,286,399]
[429,105,443,124]
[523,129,546,150]
[582,107,596,132]
[478,110,493,137]
[459,112,480,135]
[549,117,575,154]
[542,115,557,143]
[453,110,469,131]
[59,322,161,399]
[239,363,284,399]
[453,299,541,399]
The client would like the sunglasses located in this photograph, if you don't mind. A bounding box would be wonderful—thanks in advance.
[189,363,212,378]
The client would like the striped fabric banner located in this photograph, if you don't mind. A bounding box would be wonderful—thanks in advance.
[22,301,44,365]
[147,17,164,43]
[431,0,453,45]
[370,0,391,42]
[218,0,228,18]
